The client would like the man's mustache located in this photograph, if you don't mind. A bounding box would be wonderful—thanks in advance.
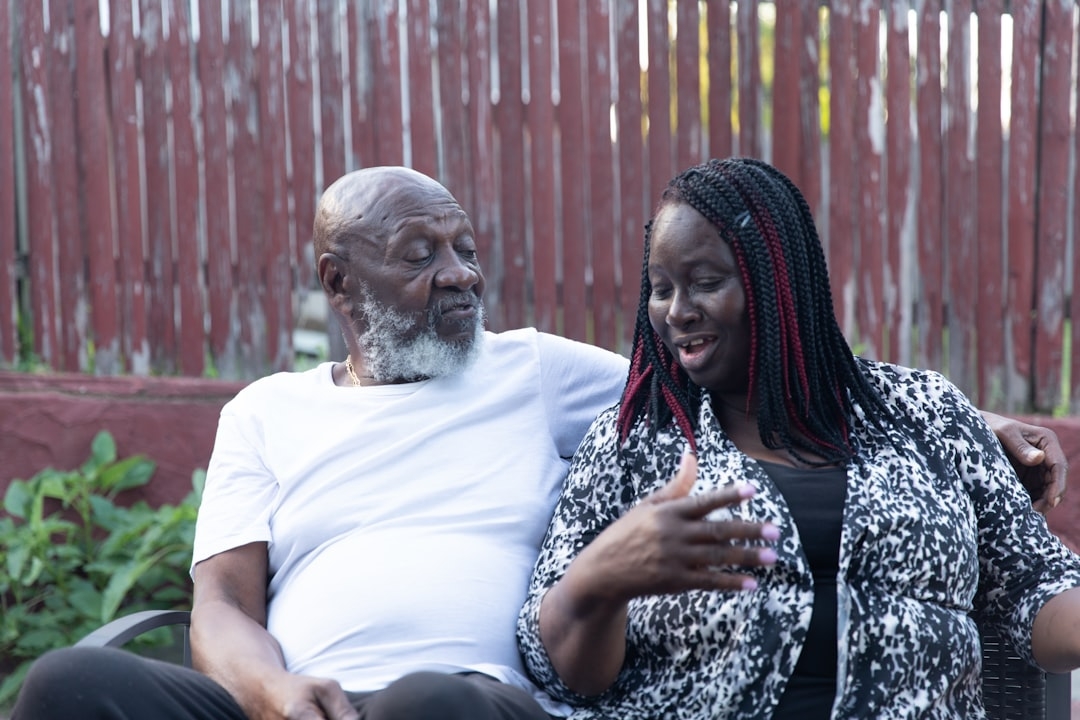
[428,292,483,323]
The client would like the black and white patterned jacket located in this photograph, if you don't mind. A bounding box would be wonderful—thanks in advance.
[517,359,1080,719]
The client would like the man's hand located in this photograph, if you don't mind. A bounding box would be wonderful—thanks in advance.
[247,671,359,720]
[981,411,1068,513]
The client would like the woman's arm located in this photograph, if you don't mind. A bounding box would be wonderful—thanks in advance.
[536,454,777,696]
[1031,586,1080,673]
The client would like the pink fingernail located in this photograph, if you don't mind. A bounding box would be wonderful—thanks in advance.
[761,524,780,541]
[741,578,758,591]
[759,548,778,564]
[737,484,757,499]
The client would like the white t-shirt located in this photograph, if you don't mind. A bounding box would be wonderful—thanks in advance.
[192,328,628,713]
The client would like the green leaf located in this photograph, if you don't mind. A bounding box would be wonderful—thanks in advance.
[82,430,117,476]
[101,456,156,496]
[3,480,31,518]
[6,544,30,581]
[0,662,31,707]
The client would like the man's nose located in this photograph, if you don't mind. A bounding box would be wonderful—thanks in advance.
[434,254,480,291]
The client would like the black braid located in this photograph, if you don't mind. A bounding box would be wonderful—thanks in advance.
[617,158,894,465]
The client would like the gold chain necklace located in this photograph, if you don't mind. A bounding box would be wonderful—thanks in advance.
[345,355,363,387]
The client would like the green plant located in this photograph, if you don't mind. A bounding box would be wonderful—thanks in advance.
[0,431,203,707]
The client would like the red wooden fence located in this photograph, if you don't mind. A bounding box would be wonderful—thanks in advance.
[1,0,1078,414]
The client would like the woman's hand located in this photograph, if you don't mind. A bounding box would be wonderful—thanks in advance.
[537,453,777,696]
[570,452,779,602]
[981,411,1068,513]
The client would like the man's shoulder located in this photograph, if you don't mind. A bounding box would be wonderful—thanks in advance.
[486,327,626,364]
[225,363,331,409]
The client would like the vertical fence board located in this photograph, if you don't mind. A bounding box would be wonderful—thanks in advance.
[525,0,557,334]
[736,0,759,157]
[107,0,148,374]
[884,2,911,365]
[853,1,883,359]
[586,1,616,350]
[0,0,17,365]
[1006,0,1040,409]
[706,1,733,160]
[139,0,176,374]
[495,0,526,330]
[347,1,373,173]
[1031,0,1070,412]
[434,0,471,206]
[464,0,497,326]
[319,0,346,184]
[227,1,267,375]
[557,2,588,343]
[797,3,820,217]
[674,0,700,171]
[371,0,404,166]
[944,0,976,393]
[74,1,120,375]
[49,0,83,372]
[169,2,205,377]
[646,0,671,207]
[975,0,1005,406]
[771,1,800,185]
[197,0,235,378]
[21,3,60,368]
[915,0,943,372]
[407,0,437,177]
[615,0,645,353]
[827,0,856,339]
[287,0,317,278]
[257,0,293,372]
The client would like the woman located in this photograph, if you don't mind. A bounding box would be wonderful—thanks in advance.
[517,158,1080,718]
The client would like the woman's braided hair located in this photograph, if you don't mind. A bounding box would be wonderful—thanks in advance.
[616,157,891,465]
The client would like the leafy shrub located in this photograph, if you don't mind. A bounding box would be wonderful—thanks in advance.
[0,431,202,707]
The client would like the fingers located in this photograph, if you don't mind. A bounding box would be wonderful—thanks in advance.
[313,681,359,720]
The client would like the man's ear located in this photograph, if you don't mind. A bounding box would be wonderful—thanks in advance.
[318,253,347,297]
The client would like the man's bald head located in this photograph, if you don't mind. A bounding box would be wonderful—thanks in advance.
[313,166,459,260]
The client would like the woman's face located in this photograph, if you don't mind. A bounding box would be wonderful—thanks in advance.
[647,201,752,399]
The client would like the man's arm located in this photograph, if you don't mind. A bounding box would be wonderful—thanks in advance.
[980,411,1068,513]
[191,542,358,720]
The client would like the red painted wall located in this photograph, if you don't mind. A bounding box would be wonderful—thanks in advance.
[0,372,1077,554]
[0,371,245,507]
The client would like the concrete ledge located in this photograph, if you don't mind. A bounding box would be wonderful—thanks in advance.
[0,371,247,507]
[0,372,1077,553]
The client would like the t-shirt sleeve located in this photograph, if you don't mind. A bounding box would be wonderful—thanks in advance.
[190,394,279,576]
[536,332,629,459]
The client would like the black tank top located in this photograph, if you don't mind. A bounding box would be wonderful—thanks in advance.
[756,459,847,719]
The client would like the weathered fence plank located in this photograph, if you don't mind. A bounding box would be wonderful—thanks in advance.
[772,1,801,187]
[0,0,15,365]
[615,0,645,353]
[48,0,83,373]
[854,0,884,359]
[107,0,148,375]
[827,0,856,341]
[884,2,910,366]
[646,0,672,210]
[74,0,120,376]
[20,3,61,369]
[976,0,1005,407]
[524,0,558,336]
[674,0,701,172]
[557,2,588,344]
[706,1,733,162]
[586,0,617,351]
[944,0,977,394]
[1006,0,1041,408]
[915,0,944,374]
[1032,0,1071,413]
[169,0,205,377]
[495,0,526,332]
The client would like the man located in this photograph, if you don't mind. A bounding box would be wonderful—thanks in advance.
[12,167,1066,720]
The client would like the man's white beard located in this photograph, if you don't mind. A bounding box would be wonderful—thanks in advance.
[356,292,486,382]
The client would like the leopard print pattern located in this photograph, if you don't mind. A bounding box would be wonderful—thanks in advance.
[517,359,1080,719]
